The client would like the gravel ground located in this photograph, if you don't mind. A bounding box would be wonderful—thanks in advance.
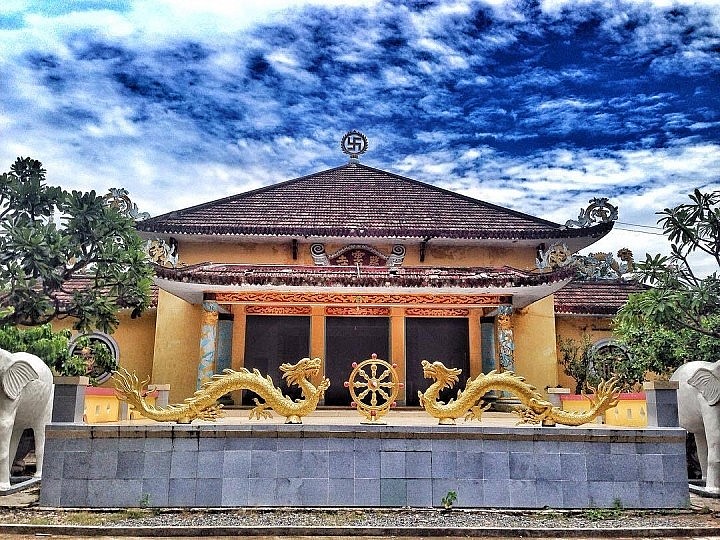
[0,491,717,530]
[0,486,718,533]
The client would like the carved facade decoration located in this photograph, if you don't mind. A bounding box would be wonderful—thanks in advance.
[103,187,181,268]
[114,357,330,424]
[103,187,151,221]
[564,197,618,228]
[496,305,515,371]
[405,308,470,317]
[197,301,220,389]
[386,245,407,267]
[573,248,635,280]
[536,243,634,280]
[146,238,179,268]
[211,291,508,306]
[310,243,406,267]
[536,242,572,270]
[310,243,330,265]
[418,360,620,426]
[325,306,390,316]
[245,305,312,315]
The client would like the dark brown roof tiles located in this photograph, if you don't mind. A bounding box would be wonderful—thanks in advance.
[554,280,647,316]
[137,162,613,240]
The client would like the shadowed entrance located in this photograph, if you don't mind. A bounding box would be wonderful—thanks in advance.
[405,318,469,407]
[324,317,390,406]
[241,315,311,405]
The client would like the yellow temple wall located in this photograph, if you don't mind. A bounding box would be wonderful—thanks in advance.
[512,296,559,392]
[151,289,203,402]
[51,309,157,387]
[554,315,615,390]
[176,239,538,269]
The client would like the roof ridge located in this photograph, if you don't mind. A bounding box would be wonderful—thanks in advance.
[140,161,562,228]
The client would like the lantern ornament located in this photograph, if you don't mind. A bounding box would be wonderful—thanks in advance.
[344,353,402,424]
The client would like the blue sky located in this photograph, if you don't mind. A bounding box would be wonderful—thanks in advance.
[1,0,719,271]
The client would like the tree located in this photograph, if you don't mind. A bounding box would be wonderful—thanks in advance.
[614,189,720,371]
[558,333,643,393]
[0,157,153,333]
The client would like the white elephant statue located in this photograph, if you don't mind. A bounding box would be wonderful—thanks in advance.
[0,349,54,490]
[672,360,720,493]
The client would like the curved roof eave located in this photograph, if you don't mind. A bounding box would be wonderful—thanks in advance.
[138,220,614,249]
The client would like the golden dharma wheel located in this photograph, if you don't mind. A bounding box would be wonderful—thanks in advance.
[344,353,402,424]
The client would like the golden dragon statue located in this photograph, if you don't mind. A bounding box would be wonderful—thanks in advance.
[418,360,620,426]
[113,357,330,424]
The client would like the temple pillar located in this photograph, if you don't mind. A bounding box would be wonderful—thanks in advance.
[496,305,515,371]
[390,307,406,405]
[494,305,518,411]
[468,308,483,378]
[229,305,247,404]
[197,301,219,389]
[310,306,326,398]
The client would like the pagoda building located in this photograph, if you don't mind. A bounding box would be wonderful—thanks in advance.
[135,133,616,405]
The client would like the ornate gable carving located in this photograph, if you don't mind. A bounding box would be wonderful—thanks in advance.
[310,243,406,267]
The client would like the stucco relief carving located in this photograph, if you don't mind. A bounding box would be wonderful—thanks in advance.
[325,306,390,316]
[245,305,312,315]
[212,292,508,306]
[405,308,470,317]
[310,243,406,267]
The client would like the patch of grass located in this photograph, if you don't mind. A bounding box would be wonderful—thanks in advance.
[583,499,624,521]
[64,511,112,525]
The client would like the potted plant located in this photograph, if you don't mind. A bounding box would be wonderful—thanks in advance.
[557,333,647,426]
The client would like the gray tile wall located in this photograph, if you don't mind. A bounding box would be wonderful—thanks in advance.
[40,424,689,509]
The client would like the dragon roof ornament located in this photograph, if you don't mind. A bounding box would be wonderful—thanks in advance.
[103,188,179,268]
[536,243,634,280]
[104,187,151,221]
[563,197,618,229]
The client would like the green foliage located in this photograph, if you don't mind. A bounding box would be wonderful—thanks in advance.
[615,189,720,372]
[558,334,641,393]
[69,335,118,381]
[441,490,457,510]
[0,157,153,333]
[583,498,623,521]
[0,323,118,383]
[0,323,71,368]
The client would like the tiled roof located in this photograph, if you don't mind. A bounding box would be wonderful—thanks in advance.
[52,276,159,309]
[554,279,648,316]
[137,162,613,241]
[154,263,575,289]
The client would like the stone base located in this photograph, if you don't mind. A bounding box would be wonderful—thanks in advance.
[688,480,720,498]
[0,476,41,496]
[40,421,689,509]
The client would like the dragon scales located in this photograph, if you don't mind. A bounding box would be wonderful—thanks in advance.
[113,357,330,424]
[418,360,620,426]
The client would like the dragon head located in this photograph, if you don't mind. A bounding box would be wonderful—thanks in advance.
[421,360,462,390]
[280,357,322,387]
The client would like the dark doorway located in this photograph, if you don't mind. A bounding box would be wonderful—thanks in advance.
[242,315,310,405]
[325,317,390,406]
[405,318,470,407]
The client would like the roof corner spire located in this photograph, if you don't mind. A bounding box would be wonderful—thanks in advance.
[340,130,368,163]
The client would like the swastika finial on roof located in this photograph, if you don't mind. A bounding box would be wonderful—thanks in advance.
[340,130,369,161]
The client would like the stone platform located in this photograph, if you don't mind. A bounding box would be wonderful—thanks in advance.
[39,411,689,509]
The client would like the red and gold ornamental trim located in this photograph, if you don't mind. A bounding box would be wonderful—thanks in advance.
[245,305,313,315]
[325,306,391,316]
[405,308,470,317]
[210,291,509,307]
